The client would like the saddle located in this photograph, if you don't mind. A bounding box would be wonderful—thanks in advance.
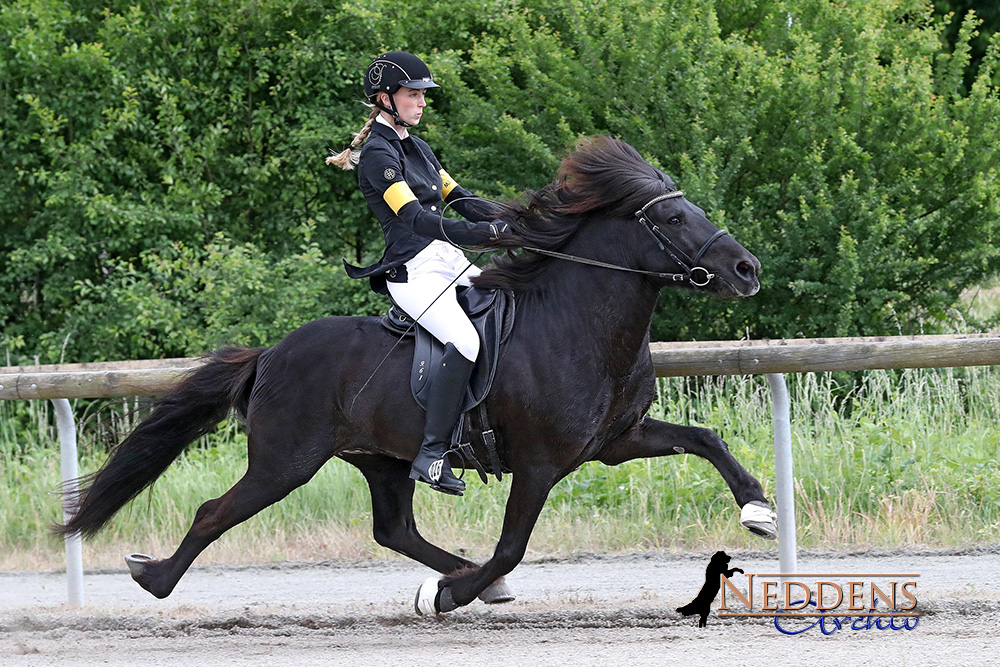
[381,286,515,480]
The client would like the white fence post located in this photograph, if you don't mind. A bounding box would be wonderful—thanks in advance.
[766,374,797,578]
[51,398,84,608]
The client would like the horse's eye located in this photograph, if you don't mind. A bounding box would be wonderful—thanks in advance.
[667,216,683,225]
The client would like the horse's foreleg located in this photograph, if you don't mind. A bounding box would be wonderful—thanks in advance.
[597,417,776,539]
[426,469,556,614]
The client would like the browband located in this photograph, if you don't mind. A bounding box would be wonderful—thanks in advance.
[638,190,684,214]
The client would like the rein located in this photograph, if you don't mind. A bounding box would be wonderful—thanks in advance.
[354,191,725,411]
[520,246,703,284]
[525,191,729,288]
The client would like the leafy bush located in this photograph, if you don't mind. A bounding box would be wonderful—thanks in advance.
[55,224,384,359]
[2,0,998,363]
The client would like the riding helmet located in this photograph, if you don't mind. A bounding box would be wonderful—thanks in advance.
[364,51,440,99]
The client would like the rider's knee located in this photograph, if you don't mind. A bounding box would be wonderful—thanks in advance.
[449,332,480,362]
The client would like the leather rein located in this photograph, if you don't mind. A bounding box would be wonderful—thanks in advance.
[524,191,729,287]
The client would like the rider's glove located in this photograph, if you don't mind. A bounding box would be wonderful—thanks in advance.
[487,221,509,241]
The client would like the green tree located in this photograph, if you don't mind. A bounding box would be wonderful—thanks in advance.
[1,0,998,363]
[933,0,1000,89]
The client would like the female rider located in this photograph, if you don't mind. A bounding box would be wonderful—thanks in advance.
[328,51,505,496]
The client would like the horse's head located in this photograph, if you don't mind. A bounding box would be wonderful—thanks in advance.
[473,136,761,298]
[630,188,760,298]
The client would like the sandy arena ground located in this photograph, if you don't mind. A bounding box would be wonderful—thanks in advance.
[3,549,1000,666]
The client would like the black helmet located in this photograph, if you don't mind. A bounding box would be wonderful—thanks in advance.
[364,51,439,99]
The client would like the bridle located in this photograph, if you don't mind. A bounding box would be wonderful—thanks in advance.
[524,190,730,287]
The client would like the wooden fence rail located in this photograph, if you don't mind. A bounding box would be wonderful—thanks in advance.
[0,358,199,400]
[4,334,1000,400]
[649,333,1000,376]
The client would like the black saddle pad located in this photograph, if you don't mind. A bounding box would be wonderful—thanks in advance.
[380,287,514,413]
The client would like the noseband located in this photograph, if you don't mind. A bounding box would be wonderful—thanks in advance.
[634,191,729,287]
[524,190,730,287]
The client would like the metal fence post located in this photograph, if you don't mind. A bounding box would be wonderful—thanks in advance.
[51,398,84,607]
[765,373,797,577]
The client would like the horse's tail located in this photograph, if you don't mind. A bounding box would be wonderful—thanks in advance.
[57,346,267,538]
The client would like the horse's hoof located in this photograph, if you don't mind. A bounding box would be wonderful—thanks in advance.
[741,501,778,540]
[125,552,156,578]
[124,553,174,599]
[478,577,516,604]
[414,576,441,616]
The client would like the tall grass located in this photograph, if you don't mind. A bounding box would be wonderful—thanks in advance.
[2,367,1000,571]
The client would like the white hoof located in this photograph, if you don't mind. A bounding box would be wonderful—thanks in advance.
[125,553,156,578]
[478,577,516,605]
[414,576,441,616]
[741,501,778,540]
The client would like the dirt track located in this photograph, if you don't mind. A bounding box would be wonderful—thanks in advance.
[4,549,1000,666]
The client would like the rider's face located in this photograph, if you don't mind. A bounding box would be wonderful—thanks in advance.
[381,87,426,127]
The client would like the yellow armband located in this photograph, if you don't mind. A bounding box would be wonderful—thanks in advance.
[439,169,458,199]
[383,181,418,214]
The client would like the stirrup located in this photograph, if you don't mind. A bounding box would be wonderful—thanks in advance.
[428,443,469,495]
[444,442,468,482]
[430,481,464,496]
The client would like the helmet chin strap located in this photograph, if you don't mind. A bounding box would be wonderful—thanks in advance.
[374,95,413,128]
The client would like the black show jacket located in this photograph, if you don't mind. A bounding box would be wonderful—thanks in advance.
[344,122,498,293]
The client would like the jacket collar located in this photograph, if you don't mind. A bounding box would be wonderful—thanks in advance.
[371,118,406,143]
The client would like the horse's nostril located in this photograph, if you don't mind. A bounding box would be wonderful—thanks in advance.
[736,261,755,280]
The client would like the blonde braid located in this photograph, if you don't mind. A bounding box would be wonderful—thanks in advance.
[327,105,379,170]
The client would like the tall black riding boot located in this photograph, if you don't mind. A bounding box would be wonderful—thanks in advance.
[410,343,474,496]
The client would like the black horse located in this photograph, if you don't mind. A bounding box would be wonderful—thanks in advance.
[60,136,776,614]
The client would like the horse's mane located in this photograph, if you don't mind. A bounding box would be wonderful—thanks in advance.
[474,136,675,291]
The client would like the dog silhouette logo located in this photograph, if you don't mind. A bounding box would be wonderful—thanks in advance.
[677,551,744,627]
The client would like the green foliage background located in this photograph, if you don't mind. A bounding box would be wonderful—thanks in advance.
[3,0,999,363]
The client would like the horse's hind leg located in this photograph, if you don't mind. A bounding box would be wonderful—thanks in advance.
[596,417,777,539]
[343,453,514,604]
[127,429,332,599]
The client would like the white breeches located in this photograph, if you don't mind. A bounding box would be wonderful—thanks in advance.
[386,243,482,362]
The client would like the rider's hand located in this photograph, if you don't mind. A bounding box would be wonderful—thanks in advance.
[487,221,509,241]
